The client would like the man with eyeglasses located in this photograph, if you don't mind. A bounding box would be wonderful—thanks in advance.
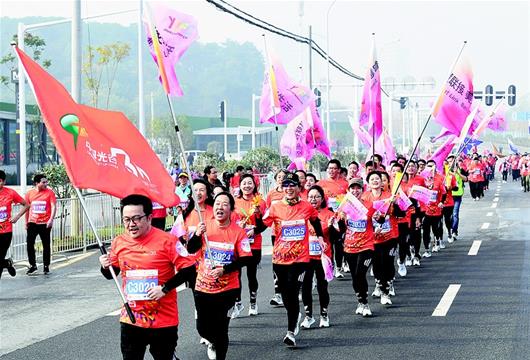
[99,194,196,360]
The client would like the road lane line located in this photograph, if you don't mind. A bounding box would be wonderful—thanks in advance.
[468,241,482,256]
[486,212,493,217]
[493,197,499,202]
[491,203,497,208]
[481,222,490,230]
[432,284,461,316]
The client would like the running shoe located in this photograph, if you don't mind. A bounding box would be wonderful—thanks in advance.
[362,304,372,317]
[248,303,258,316]
[200,337,210,345]
[6,258,16,277]
[452,234,458,242]
[26,265,37,275]
[439,239,446,249]
[447,234,454,243]
[371,285,382,298]
[270,294,283,307]
[300,316,315,329]
[389,282,396,296]
[283,331,296,347]
[319,315,330,328]
[398,263,407,277]
[207,343,217,360]
[342,263,350,273]
[422,251,432,258]
[231,302,244,319]
[432,244,440,253]
[334,269,344,279]
[380,293,392,305]
[405,256,412,267]
[355,303,364,315]
[412,258,421,266]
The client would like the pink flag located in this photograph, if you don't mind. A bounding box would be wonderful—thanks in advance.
[396,189,413,211]
[454,105,479,145]
[338,193,369,221]
[259,52,315,125]
[432,56,474,136]
[349,117,372,148]
[144,3,198,97]
[429,135,457,173]
[368,129,396,166]
[486,102,507,132]
[358,37,382,139]
[409,185,438,204]
[170,214,186,237]
[321,253,334,282]
[373,198,391,214]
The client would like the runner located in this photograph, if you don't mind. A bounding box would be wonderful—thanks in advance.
[468,155,485,201]
[232,174,267,317]
[441,158,458,243]
[448,156,468,241]
[99,194,196,360]
[151,202,168,231]
[262,172,323,347]
[295,170,309,200]
[187,192,253,360]
[0,170,28,279]
[405,160,425,266]
[174,172,191,218]
[300,184,337,329]
[342,178,375,317]
[421,160,447,255]
[347,161,361,182]
[305,173,318,190]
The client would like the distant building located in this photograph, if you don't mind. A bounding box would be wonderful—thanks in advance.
[193,126,275,156]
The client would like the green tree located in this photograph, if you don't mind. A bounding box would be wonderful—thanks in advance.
[242,147,289,173]
[149,115,192,158]
[41,163,73,199]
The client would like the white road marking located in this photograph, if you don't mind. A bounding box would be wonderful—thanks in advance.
[432,284,461,316]
[486,212,493,217]
[468,241,482,256]
[493,197,499,202]
[481,222,490,230]
[491,203,497,208]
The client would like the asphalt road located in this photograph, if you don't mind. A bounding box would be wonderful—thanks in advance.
[1,178,529,360]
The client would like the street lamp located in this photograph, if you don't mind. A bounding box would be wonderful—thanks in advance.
[325,0,337,142]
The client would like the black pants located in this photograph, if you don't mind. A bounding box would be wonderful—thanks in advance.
[120,323,178,360]
[332,237,345,270]
[195,289,238,360]
[0,232,13,276]
[271,236,280,295]
[469,181,482,199]
[442,206,454,237]
[373,239,397,295]
[301,259,329,317]
[344,250,373,304]
[151,217,166,231]
[423,215,442,248]
[397,222,410,263]
[273,263,307,332]
[410,213,423,260]
[236,249,261,303]
[27,223,51,267]
[502,171,508,181]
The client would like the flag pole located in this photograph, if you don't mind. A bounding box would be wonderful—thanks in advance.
[73,187,136,324]
[165,95,213,262]
[371,33,376,166]
[262,34,284,169]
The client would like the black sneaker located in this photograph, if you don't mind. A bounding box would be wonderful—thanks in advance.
[26,265,38,275]
[44,266,50,275]
[7,259,16,277]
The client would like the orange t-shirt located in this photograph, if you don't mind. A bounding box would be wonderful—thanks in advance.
[263,199,319,265]
[0,187,24,234]
[195,219,252,294]
[443,174,457,207]
[317,178,349,211]
[109,227,194,328]
[468,162,485,183]
[308,208,334,260]
[234,196,266,250]
[266,187,284,208]
[25,188,56,224]
[422,174,447,216]
[361,190,399,243]
[343,197,375,254]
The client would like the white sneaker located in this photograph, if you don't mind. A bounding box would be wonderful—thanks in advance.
[355,303,364,315]
[248,303,258,316]
[380,293,392,305]
[452,234,458,242]
[389,282,396,296]
[412,258,421,266]
[207,343,217,360]
[398,263,407,277]
[334,269,344,279]
[342,263,350,273]
[319,315,330,328]
[300,315,315,329]
[231,302,244,319]
[283,331,296,347]
[447,234,454,243]
[432,244,440,253]
[422,250,432,258]
[439,239,446,249]
[371,286,382,298]
[270,294,283,307]
[200,337,210,345]
[362,304,372,317]
[294,312,302,335]
[405,256,412,266]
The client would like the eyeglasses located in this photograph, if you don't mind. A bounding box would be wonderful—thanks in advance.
[282,183,298,188]
[122,214,147,225]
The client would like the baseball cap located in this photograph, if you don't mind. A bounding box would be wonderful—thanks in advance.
[349,178,364,188]
[178,172,189,178]
[282,172,300,186]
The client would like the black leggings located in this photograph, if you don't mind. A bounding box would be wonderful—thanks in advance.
[502,171,508,181]
[442,206,454,235]
[273,263,307,332]
[271,236,280,295]
[423,215,442,248]
[373,239,397,295]
[410,213,423,260]
[0,232,13,273]
[344,250,373,304]
[469,181,483,199]
[332,237,344,269]
[235,249,261,303]
[120,323,178,360]
[27,223,51,267]
[397,222,410,263]
[195,289,238,360]
[302,259,329,317]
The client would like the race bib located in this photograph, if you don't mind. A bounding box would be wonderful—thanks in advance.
[280,219,306,241]
[179,200,190,209]
[373,219,391,233]
[125,269,158,301]
[347,219,367,233]
[429,190,438,203]
[31,201,47,214]
[245,224,255,244]
[473,169,481,175]
[0,206,7,222]
[309,236,322,256]
[205,241,235,266]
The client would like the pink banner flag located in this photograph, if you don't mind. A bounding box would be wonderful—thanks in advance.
[321,253,334,282]
[170,214,186,237]
[144,3,198,97]
[259,51,315,125]
[349,117,372,148]
[432,56,474,136]
[338,193,369,221]
[486,102,507,132]
[409,185,438,204]
[454,105,479,145]
[396,189,413,211]
[373,198,391,214]
[358,37,382,139]
[429,135,456,173]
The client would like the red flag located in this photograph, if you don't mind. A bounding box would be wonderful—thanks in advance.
[15,47,179,207]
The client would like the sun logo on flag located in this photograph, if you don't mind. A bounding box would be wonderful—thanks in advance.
[60,114,87,150]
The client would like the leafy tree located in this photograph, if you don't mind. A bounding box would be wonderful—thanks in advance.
[41,163,72,199]
[149,115,192,158]
[241,147,288,173]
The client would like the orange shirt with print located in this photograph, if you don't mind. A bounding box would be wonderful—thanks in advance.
[442,174,457,207]
[25,188,56,224]
[343,197,375,254]
[421,174,447,216]
[263,199,319,265]
[234,196,266,250]
[317,178,349,211]
[307,208,334,260]
[361,190,399,243]
[109,227,194,328]
[195,219,252,294]
[0,187,24,234]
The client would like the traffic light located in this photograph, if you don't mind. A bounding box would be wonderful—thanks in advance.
[508,85,516,106]
[399,97,408,109]
[313,88,321,108]
[219,100,225,122]
[485,85,493,106]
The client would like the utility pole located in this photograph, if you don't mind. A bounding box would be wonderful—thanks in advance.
[71,0,81,102]
[138,0,145,135]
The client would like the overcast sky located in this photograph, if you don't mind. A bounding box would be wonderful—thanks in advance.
[2,0,529,110]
